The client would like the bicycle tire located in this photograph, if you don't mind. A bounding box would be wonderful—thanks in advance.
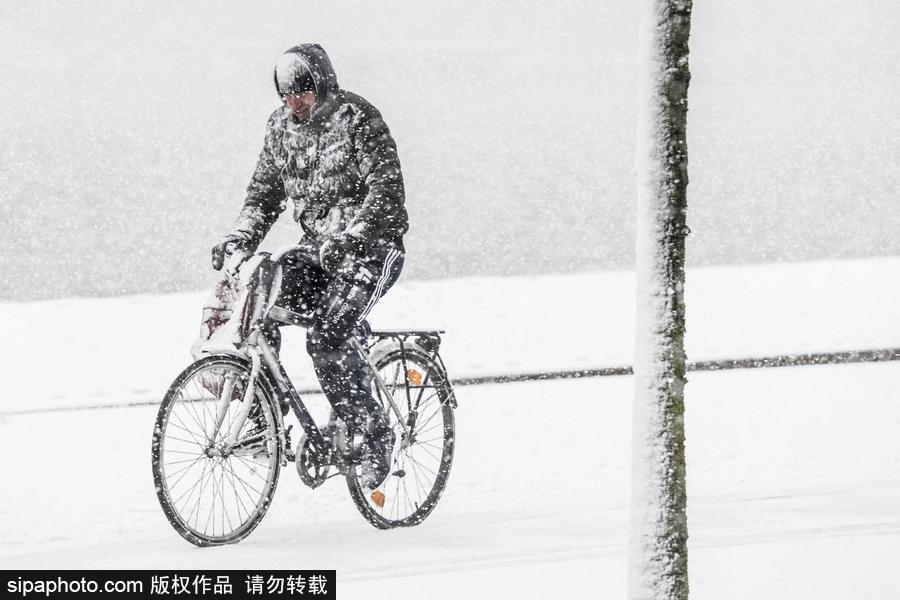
[346,345,455,529]
[151,354,282,546]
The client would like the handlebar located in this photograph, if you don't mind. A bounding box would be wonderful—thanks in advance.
[224,243,320,279]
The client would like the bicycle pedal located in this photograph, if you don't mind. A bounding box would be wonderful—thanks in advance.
[370,490,386,508]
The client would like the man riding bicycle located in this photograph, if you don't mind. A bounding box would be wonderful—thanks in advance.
[209,43,407,490]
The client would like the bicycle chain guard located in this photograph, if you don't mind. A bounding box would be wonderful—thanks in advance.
[294,420,354,489]
[295,433,330,489]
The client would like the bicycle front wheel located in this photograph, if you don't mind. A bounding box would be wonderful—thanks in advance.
[347,345,455,528]
[151,354,282,546]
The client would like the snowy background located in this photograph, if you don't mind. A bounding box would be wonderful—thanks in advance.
[2,0,900,598]
[2,0,899,300]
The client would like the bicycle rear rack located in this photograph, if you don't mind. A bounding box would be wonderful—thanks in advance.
[367,329,442,352]
[365,329,456,409]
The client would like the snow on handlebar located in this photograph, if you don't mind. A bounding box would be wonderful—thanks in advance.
[223,248,252,278]
[224,244,319,280]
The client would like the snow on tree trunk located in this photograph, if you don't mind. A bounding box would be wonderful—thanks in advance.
[628,0,692,599]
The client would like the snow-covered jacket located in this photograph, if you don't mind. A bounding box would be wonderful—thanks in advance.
[229,44,407,255]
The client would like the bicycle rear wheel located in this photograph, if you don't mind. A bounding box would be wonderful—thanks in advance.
[151,354,281,546]
[347,345,455,528]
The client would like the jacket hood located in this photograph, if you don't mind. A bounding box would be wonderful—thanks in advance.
[273,44,340,107]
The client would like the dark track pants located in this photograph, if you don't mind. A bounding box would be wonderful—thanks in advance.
[273,246,404,431]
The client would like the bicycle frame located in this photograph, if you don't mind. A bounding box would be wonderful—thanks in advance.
[216,247,428,466]
[155,246,458,545]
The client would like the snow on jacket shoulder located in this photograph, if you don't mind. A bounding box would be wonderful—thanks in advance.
[230,89,407,255]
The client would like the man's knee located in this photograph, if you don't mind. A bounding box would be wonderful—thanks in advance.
[306,324,349,358]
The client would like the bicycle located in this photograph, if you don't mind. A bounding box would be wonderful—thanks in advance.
[150,246,457,547]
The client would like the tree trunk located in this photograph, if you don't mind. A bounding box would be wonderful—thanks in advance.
[628,0,692,599]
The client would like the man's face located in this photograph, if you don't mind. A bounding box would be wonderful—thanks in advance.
[284,92,316,121]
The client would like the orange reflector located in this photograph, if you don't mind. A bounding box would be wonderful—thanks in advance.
[371,490,386,507]
[407,369,423,385]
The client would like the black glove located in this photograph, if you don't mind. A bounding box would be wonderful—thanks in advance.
[319,236,366,273]
[211,235,247,271]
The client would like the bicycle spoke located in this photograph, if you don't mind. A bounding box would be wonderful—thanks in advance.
[346,345,454,529]
[153,355,281,546]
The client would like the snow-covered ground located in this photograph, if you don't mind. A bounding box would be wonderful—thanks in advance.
[1,257,899,598]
